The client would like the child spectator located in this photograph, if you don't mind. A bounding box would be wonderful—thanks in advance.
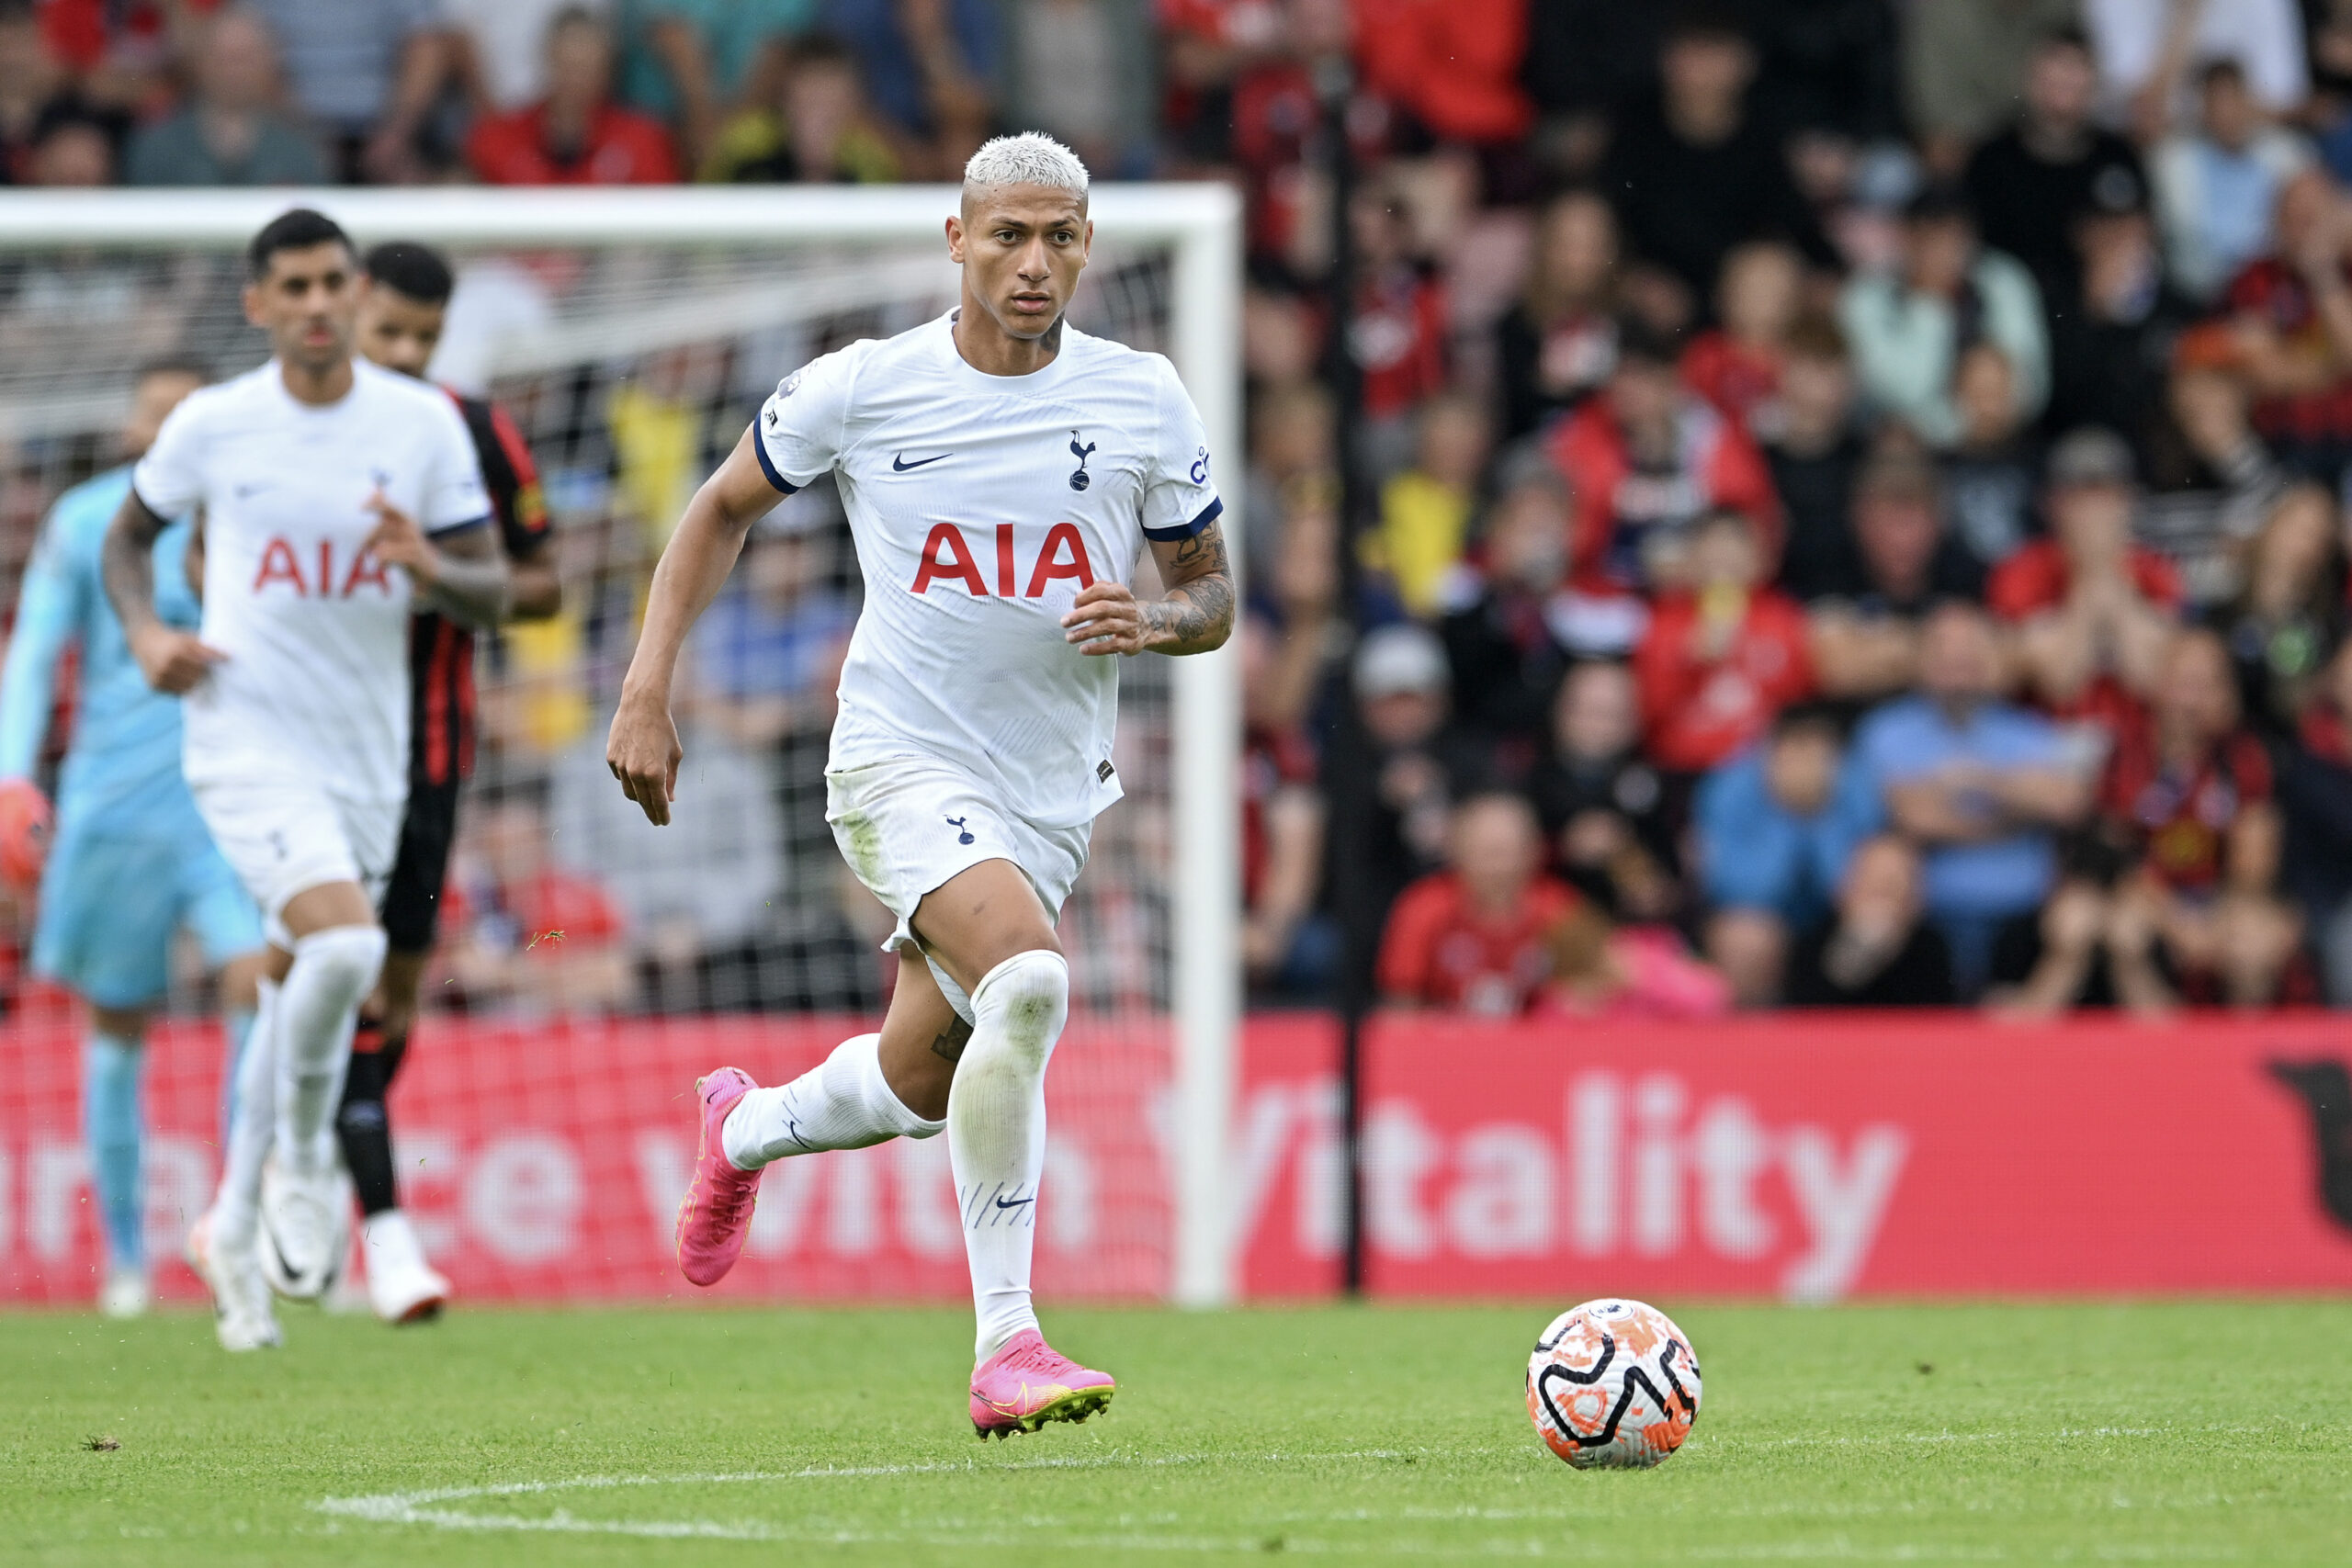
[1992,428,2182,726]
[1528,660,1680,922]
[1681,240,1804,434]
[1551,317,1781,605]
[1634,509,1815,774]
[1841,186,2049,450]
[2154,58,2313,302]
[1784,836,1957,1008]
[1765,312,1870,603]
[1376,792,1577,1016]
[2099,628,2303,1010]
[1368,392,1489,620]
[702,32,900,184]
[1539,900,1730,1019]
[2211,484,2346,737]
[1494,188,1623,441]
[124,7,327,187]
[1849,602,2098,995]
[1692,705,1878,1006]
[1805,453,1985,705]
[468,7,680,186]
[1943,344,2042,574]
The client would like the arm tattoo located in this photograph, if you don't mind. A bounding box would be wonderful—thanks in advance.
[1144,520,1235,655]
[422,532,514,629]
[100,490,171,636]
[929,1016,974,1064]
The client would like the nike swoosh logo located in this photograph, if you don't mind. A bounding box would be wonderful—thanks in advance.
[993,1195,1034,1213]
[893,453,951,471]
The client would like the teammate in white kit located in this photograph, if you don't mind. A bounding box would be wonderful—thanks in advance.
[102,209,510,1350]
[609,134,1234,1436]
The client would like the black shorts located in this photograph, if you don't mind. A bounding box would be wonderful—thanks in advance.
[380,773,462,955]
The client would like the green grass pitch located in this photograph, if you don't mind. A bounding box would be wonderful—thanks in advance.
[6,1300,2350,1564]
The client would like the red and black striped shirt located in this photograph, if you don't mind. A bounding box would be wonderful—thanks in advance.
[411,392,550,789]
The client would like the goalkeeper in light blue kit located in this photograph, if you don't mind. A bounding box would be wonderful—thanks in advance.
[0,360,266,1318]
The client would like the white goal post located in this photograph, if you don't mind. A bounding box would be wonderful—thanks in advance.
[0,184,1247,1308]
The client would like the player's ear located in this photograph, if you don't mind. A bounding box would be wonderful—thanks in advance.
[944,214,966,265]
[241,278,267,331]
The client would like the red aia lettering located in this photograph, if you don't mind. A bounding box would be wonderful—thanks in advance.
[910,523,987,595]
[910,524,1098,598]
[249,536,396,598]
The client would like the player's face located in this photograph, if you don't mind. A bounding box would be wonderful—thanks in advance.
[121,369,202,460]
[243,240,360,374]
[947,186,1091,342]
[356,284,446,379]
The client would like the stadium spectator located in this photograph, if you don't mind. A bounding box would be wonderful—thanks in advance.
[1991,427,2181,722]
[1765,312,1871,604]
[1520,2,1666,173]
[442,791,630,1015]
[822,0,999,177]
[1600,4,1838,311]
[1242,384,1336,590]
[1962,27,2147,286]
[1346,181,1450,461]
[1634,509,1815,774]
[998,0,1157,176]
[1692,705,1878,1007]
[2085,0,2310,136]
[467,7,680,186]
[1527,660,1680,923]
[1850,601,2098,995]
[1376,792,1577,1016]
[2152,58,2312,303]
[1784,835,1958,1008]
[1680,240,1804,434]
[1241,615,1327,995]
[1551,318,1781,611]
[2138,335,2286,609]
[1493,188,1623,442]
[444,0,586,114]
[2043,174,2200,467]
[2220,167,2352,480]
[2098,627,2303,1010]
[24,96,110,185]
[2276,636,2352,1001]
[1539,898,1729,1019]
[683,509,853,750]
[2211,484,2346,738]
[1805,452,1986,705]
[1943,344,2044,576]
[245,0,449,182]
[1345,624,1471,942]
[702,31,899,183]
[617,0,815,173]
[0,1,68,185]
[1841,186,2050,451]
[1350,0,1533,148]
[1900,0,2081,175]
[123,7,326,187]
[1367,392,1487,620]
[1438,457,1584,745]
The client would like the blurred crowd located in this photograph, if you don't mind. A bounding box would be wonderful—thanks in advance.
[10,0,2352,1019]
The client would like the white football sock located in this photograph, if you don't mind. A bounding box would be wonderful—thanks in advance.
[722,1032,944,1170]
[948,949,1069,1360]
[212,978,279,1249]
[274,925,387,1179]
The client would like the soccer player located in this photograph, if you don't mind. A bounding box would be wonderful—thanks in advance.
[277,239,559,1325]
[0,361,268,1318]
[102,209,509,1350]
[607,134,1234,1436]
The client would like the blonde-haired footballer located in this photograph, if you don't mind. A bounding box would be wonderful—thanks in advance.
[607,132,1233,1435]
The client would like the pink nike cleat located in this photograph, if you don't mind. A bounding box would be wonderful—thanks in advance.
[675,1067,762,1286]
[969,1329,1117,1438]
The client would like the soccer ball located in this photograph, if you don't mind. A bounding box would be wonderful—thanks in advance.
[1525,1298,1702,1470]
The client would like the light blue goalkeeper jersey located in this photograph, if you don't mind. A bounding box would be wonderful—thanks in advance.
[0,467,209,833]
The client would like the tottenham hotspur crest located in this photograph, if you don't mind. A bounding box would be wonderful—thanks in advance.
[1069,431,1095,491]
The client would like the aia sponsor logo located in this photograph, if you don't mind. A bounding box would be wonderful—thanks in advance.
[910,523,1096,597]
[251,536,394,599]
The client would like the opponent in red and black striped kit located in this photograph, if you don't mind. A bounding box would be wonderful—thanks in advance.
[335,243,563,1321]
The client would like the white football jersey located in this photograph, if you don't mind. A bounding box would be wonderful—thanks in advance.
[756,312,1223,829]
[133,359,490,806]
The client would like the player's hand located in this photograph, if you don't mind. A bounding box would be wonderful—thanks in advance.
[0,778,52,893]
[128,622,226,694]
[364,491,444,586]
[1061,582,1148,656]
[607,689,684,826]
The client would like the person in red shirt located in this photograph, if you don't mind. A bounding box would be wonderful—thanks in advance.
[1679,240,1803,434]
[441,793,631,1014]
[1350,0,1532,146]
[2221,167,2352,474]
[1634,509,1815,774]
[2098,628,2302,1010]
[466,8,678,186]
[1550,316,1782,604]
[1348,183,1449,423]
[1989,427,2180,734]
[1377,792,1577,1015]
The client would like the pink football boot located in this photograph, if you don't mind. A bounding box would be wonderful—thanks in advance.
[969,1329,1117,1438]
[675,1067,762,1286]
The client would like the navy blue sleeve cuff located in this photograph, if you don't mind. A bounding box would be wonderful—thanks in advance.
[1143,495,1222,544]
[752,430,801,496]
[426,513,492,538]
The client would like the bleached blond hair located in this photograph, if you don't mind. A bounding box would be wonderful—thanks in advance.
[961,132,1090,204]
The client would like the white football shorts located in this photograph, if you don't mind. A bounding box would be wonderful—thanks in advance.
[825,755,1091,1003]
[190,773,401,948]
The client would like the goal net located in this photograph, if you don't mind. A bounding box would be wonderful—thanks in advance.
[0,186,1241,1309]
